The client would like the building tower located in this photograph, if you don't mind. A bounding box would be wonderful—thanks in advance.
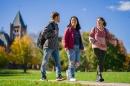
[10,11,27,41]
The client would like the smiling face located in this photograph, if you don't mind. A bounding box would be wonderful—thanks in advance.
[71,17,77,28]
[96,18,104,28]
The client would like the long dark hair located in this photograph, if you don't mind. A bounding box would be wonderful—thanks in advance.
[97,17,107,27]
[67,16,81,30]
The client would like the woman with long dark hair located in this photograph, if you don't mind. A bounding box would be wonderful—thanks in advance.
[63,16,84,81]
[89,17,118,82]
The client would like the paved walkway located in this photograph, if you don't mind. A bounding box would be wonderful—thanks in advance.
[49,80,130,86]
[77,81,130,86]
[1,79,130,86]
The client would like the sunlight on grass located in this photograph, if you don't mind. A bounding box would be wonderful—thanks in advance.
[0,69,130,86]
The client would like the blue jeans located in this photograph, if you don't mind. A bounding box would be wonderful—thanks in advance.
[41,48,61,78]
[66,45,80,78]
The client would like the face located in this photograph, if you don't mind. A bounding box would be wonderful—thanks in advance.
[71,17,77,28]
[96,19,104,28]
[54,16,60,23]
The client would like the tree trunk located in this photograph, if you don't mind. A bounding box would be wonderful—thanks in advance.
[23,63,27,73]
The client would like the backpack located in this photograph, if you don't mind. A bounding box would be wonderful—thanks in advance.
[37,22,55,50]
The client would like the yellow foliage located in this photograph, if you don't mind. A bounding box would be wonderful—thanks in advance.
[0,46,8,67]
[10,35,42,65]
[10,35,33,64]
[124,54,130,69]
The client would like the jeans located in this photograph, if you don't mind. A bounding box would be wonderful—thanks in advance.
[41,48,61,78]
[66,45,80,78]
[94,48,106,75]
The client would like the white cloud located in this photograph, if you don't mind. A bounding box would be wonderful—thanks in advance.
[107,1,130,11]
[82,8,87,12]
[118,1,130,11]
[107,5,116,11]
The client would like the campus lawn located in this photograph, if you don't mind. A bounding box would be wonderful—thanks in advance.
[0,69,130,86]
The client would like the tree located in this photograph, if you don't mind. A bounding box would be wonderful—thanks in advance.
[10,35,42,73]
[104,36,127,71]
[0,47,8,68]
[80,32,96,71]
[31,47,42,65]
[125,54,130,71]
[60,49,68,71]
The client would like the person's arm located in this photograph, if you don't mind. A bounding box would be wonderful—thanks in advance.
[89,27,96,44]
[63,28,69,50]
[79,31,84,50]
[89,27,102,47]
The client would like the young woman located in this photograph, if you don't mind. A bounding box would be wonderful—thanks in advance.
[89,17,118,82]
[63,16,84,81]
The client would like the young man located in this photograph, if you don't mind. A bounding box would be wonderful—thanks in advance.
[40,12,64,81]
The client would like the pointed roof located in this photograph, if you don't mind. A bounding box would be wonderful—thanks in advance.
[12,11,26,28]
[0,30,10,47]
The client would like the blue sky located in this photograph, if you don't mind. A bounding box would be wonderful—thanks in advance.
[0,0,130,53]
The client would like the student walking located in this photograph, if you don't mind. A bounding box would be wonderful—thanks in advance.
[63,16,84,81]
[40,12,64,81]
[89,17,118,82]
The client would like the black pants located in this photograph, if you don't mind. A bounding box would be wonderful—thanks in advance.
[94,48,106,75]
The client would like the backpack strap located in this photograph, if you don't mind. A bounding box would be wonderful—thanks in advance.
[104,28,109,39]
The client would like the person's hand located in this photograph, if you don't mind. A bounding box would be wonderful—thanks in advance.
[95,41,106,48]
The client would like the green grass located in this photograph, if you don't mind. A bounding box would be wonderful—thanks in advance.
[0,69,81,86]
[0,69,130,86]
[77,72,130,83]
[0,80,81,86]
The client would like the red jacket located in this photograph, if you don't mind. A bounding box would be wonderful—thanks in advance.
[62,27,84,50]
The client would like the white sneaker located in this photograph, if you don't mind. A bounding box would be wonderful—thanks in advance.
[69,78,76,81]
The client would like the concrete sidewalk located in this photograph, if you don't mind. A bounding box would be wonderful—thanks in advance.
[1,79,129,86]
[49,80,130,86]
[77,81,130,86]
